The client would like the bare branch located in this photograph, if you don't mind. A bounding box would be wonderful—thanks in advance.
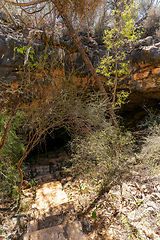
[19,3,47,15]
[0,170,8,179]
[4,0,46,7]
[16,14,34,28]
[38,6,55,26]
[0,2,18,28]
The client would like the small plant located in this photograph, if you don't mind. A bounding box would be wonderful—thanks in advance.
[14,45,38,68]
[20,201,30,212]
[91,202,102,219]
[136,199,144,207]
[137,115,160,173]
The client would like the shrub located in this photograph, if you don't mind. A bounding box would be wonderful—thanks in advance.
[140,134,160,173]
[69,124,133,186]
[138,114,160,173]
[0,111,25,201]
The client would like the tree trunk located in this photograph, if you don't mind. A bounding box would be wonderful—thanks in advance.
[53,0,118,128]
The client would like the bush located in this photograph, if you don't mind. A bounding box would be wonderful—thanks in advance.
[138,114,160,173]
[0,111,25,201]
[139,134,160,173]
[69,124,133,186]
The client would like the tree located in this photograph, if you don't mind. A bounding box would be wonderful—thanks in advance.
[0,50,68,194]
[3,0,118,127]
[137,0,155,18]
[1,46,110,196]
[97,0,140,107]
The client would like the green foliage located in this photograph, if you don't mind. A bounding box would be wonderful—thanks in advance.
[116,90,130,108]
[14,46,38,68]
[0,111,25,163]
[91,202,102,219]
[97,0,140,107]
[69,124,133,185]
[0,111,25,200]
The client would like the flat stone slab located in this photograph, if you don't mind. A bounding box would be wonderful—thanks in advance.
[23,222,87,240]
[23,180,87,239]
[27,202,77,233]
[32,181,68,212]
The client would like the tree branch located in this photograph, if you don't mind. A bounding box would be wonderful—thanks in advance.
[0,2,18,29]
[4,0,46,7]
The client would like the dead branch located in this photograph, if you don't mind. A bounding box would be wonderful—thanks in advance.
[0,2,18,29]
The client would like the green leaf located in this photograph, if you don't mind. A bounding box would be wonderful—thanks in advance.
[92,210,97,219]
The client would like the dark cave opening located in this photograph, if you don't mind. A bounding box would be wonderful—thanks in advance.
[118,97,160,130]
[25,98,160,161]
[27,128,71,159]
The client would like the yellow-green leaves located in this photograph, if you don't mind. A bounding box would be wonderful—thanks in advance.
[97,0,140,107]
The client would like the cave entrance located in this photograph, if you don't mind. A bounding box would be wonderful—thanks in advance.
[27,127,71,159]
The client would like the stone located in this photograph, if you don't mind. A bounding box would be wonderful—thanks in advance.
[41,174,53,183]
[128,209,143,221]
[23,179,87,240]
[27,220,38,233]
[134,36,153,48]
[82,220,92,232]
[61,177,73,185]
[66,221,87,240]
[24,222,87,240]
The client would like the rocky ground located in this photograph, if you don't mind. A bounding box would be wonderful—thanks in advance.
[63,166,160,240]
[0,147,160,240]
[1,6,160,240]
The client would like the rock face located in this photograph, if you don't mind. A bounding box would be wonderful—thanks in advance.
[1,16,160,119]
[120,38,160,112]
[0,23,45,82]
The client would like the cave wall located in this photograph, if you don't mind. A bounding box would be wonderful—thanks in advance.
[1,13,160,123]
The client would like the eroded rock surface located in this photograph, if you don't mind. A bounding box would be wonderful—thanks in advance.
[0,151,87,240]
[1,17,160,112]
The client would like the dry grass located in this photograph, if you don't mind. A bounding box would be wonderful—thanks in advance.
[137,135,160,174]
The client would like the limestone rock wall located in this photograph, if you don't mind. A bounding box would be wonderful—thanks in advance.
[1,17,160,116]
